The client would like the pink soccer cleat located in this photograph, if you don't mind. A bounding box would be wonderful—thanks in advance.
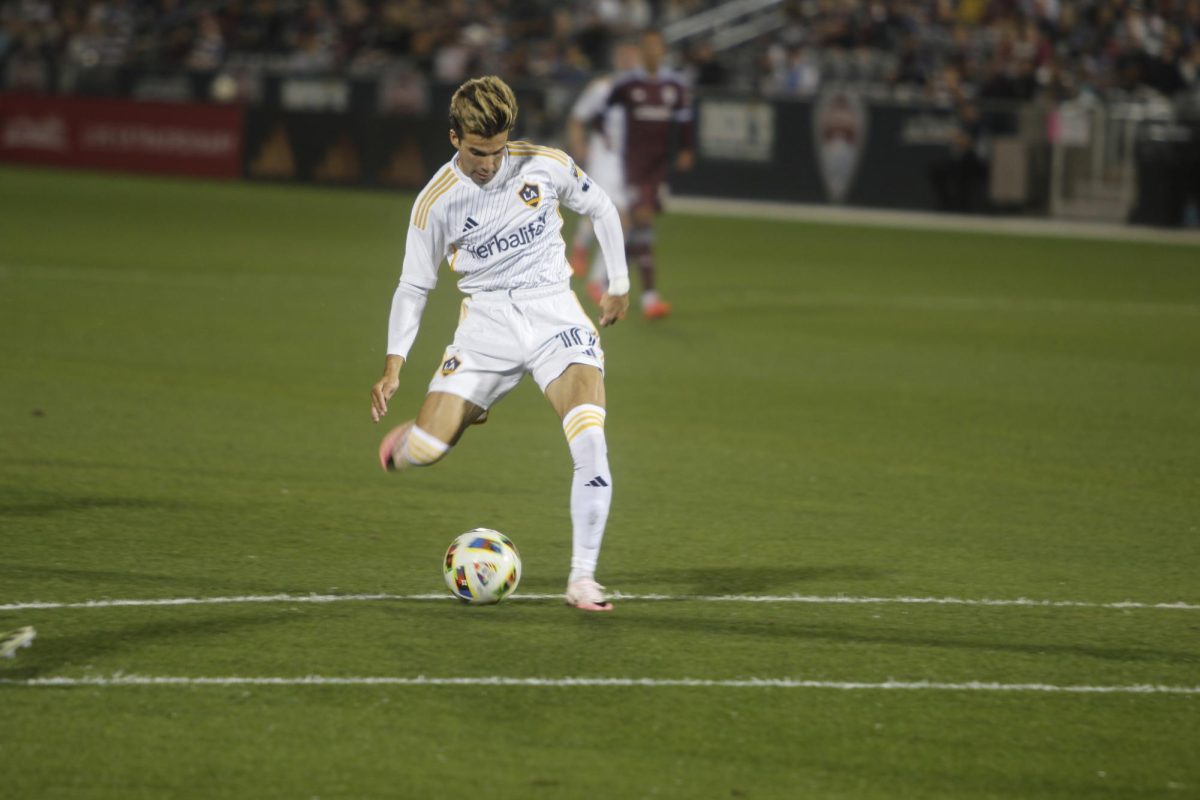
[378,420,415,472]
[565,578,613,612]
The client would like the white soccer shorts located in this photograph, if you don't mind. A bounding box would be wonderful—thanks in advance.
[586,149,628,213]
[427,283,605,409]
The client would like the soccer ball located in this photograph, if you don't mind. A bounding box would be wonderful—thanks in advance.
[443,528,522,604]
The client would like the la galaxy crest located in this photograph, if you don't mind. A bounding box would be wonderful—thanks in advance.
[441,354,462,376]
[517,182,541,208]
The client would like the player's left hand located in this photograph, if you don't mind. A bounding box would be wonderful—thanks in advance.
[675,150,695,172]
[598,293,629,327]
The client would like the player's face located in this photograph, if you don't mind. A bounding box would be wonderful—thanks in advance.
[641,32,665,69]
[613,42,641,72]
[450,130,510,186]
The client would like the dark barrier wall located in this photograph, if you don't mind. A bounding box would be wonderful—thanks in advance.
[0,93,243,178]
[674,92,967,210]
[240,108,449,188]
[0,88,999,215]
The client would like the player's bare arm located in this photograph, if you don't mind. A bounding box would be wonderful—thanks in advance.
[370,354,406,422]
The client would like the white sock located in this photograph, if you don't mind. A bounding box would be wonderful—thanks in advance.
[401,425,450,467]
[641,289,660,306]
[562,404,611,582]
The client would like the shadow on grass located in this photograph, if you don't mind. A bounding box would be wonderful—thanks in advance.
[0,562,314,598]
[0,609,301,681]
[0,494,184,517]
[609,612,1196,665]
[605,564,889,595]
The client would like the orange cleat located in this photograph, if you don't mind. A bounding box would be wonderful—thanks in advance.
[642,298,672,320]
[587,280,605,305]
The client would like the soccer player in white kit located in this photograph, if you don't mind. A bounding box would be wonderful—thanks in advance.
[566,40,640,298]
[369,76,630,612]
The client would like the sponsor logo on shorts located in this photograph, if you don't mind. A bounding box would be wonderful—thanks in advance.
[441,355,462,375]
[517,182,541,208]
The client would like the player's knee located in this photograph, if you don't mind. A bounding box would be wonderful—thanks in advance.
[401,425,451,467]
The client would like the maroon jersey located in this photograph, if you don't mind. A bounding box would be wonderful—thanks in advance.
[605,67,695,183]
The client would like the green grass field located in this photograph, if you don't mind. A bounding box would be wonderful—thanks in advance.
[1,164,1198,799]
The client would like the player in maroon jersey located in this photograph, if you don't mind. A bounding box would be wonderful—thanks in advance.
[599,29,695,320]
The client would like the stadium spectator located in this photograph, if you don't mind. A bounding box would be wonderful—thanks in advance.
[929,99,989,212]
[687,38,728,88]
[1,0,1198,103]
[184,12,224,71]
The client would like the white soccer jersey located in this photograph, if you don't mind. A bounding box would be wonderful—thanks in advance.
[386,141,629,358]
[571,75,627,159]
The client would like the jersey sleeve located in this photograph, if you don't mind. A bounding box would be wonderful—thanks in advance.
[554,153,614,220]
[385,186,452,357]
[550,153,630,296]
[570,78,609,122]
[399,202,449,291]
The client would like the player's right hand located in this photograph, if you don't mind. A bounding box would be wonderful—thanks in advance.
[370,375,400,423]
[598,293,629,327]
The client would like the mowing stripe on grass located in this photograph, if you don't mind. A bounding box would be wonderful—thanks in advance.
[2,593,1198,612]
[2,675,1198,694]
[8,262,1199,317]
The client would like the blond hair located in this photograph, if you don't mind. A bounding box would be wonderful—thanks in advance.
[449,76,518,138]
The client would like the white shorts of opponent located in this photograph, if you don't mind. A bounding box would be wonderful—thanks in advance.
[427,283,605,409]
[586,148,628,214]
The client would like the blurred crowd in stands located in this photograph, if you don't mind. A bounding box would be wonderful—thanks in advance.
[2,0,1198,103]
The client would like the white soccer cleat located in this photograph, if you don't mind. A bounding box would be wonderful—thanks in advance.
[0,626,36,659]
[565,578,613,612]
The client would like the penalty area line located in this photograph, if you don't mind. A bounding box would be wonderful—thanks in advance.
[2,675,1199,694]
[1,592,1198,612]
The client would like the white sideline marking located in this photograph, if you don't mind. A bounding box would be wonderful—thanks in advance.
[1,592,1198,612]
[2,675,1198,694]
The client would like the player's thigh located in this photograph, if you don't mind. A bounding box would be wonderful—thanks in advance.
[414,391,486,445]
[544,364,605,419]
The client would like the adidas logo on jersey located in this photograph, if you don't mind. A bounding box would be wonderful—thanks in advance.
[462,216,479,232]
[585,476,609,488]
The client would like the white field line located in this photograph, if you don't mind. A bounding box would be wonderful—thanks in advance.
[1,592,1198,612]
[1,674,1198,694]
